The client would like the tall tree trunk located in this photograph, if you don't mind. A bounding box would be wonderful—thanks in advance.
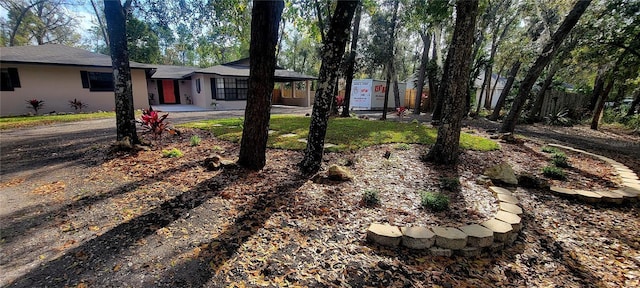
[488,63,505,109]
[591,76,615,130]
[104,0,139,145]
[414,32,431,115]
[393,66,400,109]
[588,65,607,111]
[331,76,340,115]
[238,0,284,170]
[500,0,591,133]
[627,87,640,116]
[91,0,109,47]
[382,0,400,120]
[488,60,521,121]
[382,64,392,120]
[425,0,478,165]
[527,63,560,121]
[299,0,358,175]
[341,2,362,117]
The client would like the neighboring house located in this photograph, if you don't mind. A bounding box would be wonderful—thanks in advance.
[0,44,152,116]
[149,58,316,110]
[474,73,507,109]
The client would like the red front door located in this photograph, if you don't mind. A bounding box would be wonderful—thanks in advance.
[161,80,177,103]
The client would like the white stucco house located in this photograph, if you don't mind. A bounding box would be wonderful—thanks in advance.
[147,58,316,110]
[0,44,152,116]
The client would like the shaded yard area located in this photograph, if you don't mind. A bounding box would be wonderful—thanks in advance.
[1,116,639,287]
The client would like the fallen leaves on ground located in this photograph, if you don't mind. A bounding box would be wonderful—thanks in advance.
[1,126,639,288]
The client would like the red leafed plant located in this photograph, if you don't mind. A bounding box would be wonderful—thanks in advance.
[336,95,345,107]
[138,107,173,139]
[26,99,45,114]
[396,106,408,121]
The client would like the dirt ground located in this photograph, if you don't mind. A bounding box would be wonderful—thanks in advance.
[1,113,639,287]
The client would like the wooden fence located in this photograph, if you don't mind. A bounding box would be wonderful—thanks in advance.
[540,90,590,117]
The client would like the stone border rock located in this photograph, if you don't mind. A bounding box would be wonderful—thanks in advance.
[366,186,523,257]
[546,144,640,204]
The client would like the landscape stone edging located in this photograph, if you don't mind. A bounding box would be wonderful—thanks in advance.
[366,185,523,257]
[546,144,640,204]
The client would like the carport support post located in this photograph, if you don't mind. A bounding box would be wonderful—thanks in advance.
[291,81,295,99]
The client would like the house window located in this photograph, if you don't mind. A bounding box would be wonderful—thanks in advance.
[1,68,21,91]
[212,78,248,100]
[80,71,114,92]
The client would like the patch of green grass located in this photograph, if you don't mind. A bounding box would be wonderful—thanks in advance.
[420,190,450,212]
[541,146,559,154]
[190,135,202,146]
[542,165,566,180]
[362,189,380,206]
[0,111,118,130]
[179,115,499,152]
[162,148,183,158]
[394,143,412,150]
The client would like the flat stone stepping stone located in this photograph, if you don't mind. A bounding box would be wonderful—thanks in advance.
[594,190,624,204]
[367,224,402,247]
[495,211,522,231]
[400,227,435,249]
[611,188,639,199]
[490,186,513,196]
[619,171,639,180]
[323,143,337,148]
[481,219,513,242]
[297,139,307,143]
[621,186,640,196]
[459,224,494,247]
[499,202,523,215]
[574,189,603,203]
[432,226,467,250]
[268,130,276,134]
[497,193,519,204]
[279,133,297,137]
[623,179,640,186]
[550,186,578,196]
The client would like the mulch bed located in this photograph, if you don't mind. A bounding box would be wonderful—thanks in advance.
[1,125,639,287]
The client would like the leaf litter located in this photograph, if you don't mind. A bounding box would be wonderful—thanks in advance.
[0,126,639,287]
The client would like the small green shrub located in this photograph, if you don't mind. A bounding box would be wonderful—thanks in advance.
[551,152,569,168]
[394,143,411,150]
[542,165,566,180]
[541,146,559,154]
[420,191,449,212]
[411,119,420,125]
[212,145,224,152]
[190,135,201,146]
[440,177,460,191]
[362,189,380,206]
[162,148,183,158]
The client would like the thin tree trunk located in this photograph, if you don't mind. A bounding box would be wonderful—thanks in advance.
[238,0,284,170]
[488,63,506,109]
[341,2,362,117]
[382,64,392,120]
[425,0,478,165]
[589,65,607,111]
[500,0,591,133]
[475,69,489,115]
[104,0,139,145]
[488,60,521,121]
[591,76,615,130]
[90,0,109,47]
[413,32,430,115]
[626,87,640,116]
[527,63,559,121]
[299,0,357,175]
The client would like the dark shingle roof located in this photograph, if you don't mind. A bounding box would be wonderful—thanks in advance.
[0,44,152,69]
[150,64,198,79]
